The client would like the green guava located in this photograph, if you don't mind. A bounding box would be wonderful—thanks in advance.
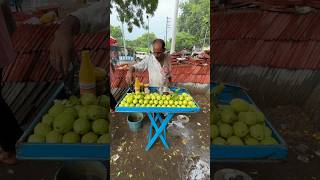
[230,98,249,113]
[211,124,219,139]
[46,131,63,143]
[81,132,98,143]
[62,132,80,143]
[212,137,226,145]
[227,136,244,145]
[219,123,233,138]
[73,118,91,135]
[28,134,45,143]
[80,93,98,106]
[250,124,265,141]
[233,121,249,138]
[97,134,109,143]
[53,113,74,133]
[92,119,109,135]
[34,122,51,137]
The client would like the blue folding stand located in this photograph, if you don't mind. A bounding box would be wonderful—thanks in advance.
[116,88,200,151]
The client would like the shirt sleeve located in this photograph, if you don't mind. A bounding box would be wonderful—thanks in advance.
[70,1,109,33]
[133,56,149,72]
[166,54,173,77]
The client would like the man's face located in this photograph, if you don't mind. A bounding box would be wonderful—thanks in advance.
[153,42,164,60]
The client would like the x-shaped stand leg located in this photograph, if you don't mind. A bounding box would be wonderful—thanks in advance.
[146,112,174,151]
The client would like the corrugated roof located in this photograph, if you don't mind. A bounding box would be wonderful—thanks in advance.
[3,24,108,82]
[111,64,210,88]
[212,11,320,41]
[212,0,320,9]
[5,24,209,86]
[212,10,320,70]
[11,24,108,53]
[2,82,62,128]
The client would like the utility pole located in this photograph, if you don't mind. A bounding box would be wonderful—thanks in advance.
[170,0,179,54]
[165,17,171,47]
[147,15,150,51]
[121,22,128,58]
[202,24,209,49]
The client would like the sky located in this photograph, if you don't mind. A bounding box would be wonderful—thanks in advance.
[111,0,183,40]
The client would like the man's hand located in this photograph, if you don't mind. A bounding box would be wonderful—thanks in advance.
[50,30,74,77]
[49,16,80,77]
[126,71,134,85]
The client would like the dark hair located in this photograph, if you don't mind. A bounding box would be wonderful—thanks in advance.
[152,39,166,50]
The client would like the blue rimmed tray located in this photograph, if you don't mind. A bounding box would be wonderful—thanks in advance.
[115,87,201,113]
[211,83,288,162]
[16,83,110,160]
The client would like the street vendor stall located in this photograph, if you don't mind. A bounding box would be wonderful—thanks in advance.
[115,86,201,150]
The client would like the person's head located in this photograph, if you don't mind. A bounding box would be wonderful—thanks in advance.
[152,39,166,60]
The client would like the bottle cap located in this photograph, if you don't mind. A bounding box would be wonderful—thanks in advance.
[81,50,90,59]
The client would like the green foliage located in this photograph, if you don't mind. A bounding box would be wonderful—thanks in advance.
[125,33,157,50]
[111,0,159,32]
[175,32,196,51]
[135,47,149,53]
[177,0,210,46]
[111,26,123,46]
[134,32,157,48]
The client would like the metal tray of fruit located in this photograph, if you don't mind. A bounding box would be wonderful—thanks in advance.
[16,83,110,160]
[210,83,288,162]
[115,87,201,113]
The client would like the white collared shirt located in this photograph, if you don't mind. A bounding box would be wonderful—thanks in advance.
[70,1,109,33]
[133,54,172,87]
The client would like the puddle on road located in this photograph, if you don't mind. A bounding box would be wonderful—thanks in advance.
[167,115,210,180]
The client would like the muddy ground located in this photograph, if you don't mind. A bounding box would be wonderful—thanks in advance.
[110,93,210,180]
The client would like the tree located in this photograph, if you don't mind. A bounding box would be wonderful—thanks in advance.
[126,40,136,48]
[177,0,210,47]
[111,0,159,32]
[135,32,157,48]
[111,26,123,45]
[175,32,196,51]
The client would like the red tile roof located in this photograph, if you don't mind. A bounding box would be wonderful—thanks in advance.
[2,82,62,127]
[212,10,320,70]
[111,64,210,88]
[4,24,209,86]
[3,24,108,82]
[212,0,320,9]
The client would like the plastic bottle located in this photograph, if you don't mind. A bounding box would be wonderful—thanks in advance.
[95,67,107,96]
[79,50,96,95]
[134,77,140,93]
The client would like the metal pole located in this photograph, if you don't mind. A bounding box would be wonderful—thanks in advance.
[165,17,168,45]
[170,0,179,54]
[147,15,150,50]
[202,26,208,49]
[121,22,126,50]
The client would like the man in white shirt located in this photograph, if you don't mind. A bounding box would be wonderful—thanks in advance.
[50,1,109,76]
[126,39,172,87]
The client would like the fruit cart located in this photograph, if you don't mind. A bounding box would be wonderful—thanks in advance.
[115,87,201,151]
[16,83,110,160]
[211,82,288,162]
